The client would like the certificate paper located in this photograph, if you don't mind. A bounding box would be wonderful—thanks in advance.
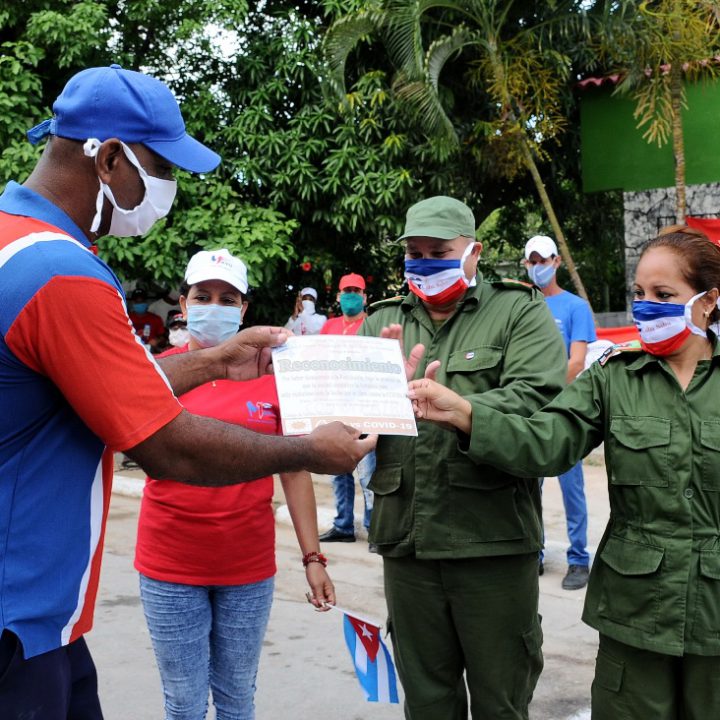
[272,335,417,436]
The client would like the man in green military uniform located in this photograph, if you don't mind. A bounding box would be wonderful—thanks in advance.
[359,196,567,719]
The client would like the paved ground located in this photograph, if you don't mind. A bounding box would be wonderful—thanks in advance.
[90,453,609,719]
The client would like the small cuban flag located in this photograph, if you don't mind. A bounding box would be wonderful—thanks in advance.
[333,607,399,703]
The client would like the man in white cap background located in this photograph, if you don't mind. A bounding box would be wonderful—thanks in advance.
[524,234,596,590]
[285,286,327,334]
[0,64,374,716]
[166,310,190,349]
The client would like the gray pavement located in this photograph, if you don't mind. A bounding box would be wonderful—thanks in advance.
[90,455,609,719]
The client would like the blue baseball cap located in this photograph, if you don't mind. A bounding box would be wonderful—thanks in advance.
[27,64,220,173]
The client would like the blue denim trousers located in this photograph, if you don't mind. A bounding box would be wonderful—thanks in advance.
[331,450,376,534]
[139,574,274,720]
[540,461,590,566]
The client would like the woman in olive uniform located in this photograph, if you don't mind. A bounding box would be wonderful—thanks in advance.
[407,227,720,719]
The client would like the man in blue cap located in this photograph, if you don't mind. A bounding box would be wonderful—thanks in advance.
[0,65,374,717]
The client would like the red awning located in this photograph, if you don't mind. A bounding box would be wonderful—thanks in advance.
[596,325,640,344]
[575,74,620,90]
[686,217,720,245]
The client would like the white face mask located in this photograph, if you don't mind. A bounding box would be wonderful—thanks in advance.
[168,327,190,348]
[186,304,243,348]
[84,138,177,237]
[301,299,315,315]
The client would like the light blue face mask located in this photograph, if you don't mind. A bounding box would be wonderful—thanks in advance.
[527,262,556,288]
[186,304,242,348]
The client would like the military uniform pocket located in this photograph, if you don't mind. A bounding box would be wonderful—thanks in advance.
[597,536,664,634]
[447,461,526,542]
[692,551,720,640]
[512,618,544,708]
[446,346,502,395]
[591,648,632,720]
[368,464,412,545]
[701,422,720,491]
[608,416,670,487]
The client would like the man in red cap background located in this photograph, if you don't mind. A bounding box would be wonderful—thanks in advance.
[319,273,377,548]
[320,273,367,336]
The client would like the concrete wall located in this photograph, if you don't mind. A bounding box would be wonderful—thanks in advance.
[622,182,720,307]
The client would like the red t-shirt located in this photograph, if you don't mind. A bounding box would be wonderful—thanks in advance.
[320,315,365,336]
[135,346,282,585]
[129,311,165,343]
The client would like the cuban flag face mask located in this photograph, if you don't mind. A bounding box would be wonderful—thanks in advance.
[632,291,714,356]
[404,242,476,306]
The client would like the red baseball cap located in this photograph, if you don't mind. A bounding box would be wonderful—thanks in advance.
[339,273,366,290]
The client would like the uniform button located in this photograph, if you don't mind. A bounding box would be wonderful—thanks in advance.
[684,488,694,499]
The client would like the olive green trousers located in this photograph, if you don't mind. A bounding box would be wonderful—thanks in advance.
[383,553,542,720]
[592,634,720,720]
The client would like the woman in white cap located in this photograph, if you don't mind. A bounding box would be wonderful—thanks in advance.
[285,286,327,334]
[134,249,333,720]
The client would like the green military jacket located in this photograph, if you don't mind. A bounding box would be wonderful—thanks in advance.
[466,341,720,657]
[359,275,566,559]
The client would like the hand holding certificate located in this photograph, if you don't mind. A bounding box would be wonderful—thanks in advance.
[272,335,418,436]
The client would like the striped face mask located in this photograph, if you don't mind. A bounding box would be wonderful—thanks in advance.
[632,291,710,356]
[404,242,475,306]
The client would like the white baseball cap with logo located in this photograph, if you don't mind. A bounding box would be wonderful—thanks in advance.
[524,235,558,260]
[184,248,248,293]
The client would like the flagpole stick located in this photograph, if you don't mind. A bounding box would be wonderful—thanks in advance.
[307,598,383,629]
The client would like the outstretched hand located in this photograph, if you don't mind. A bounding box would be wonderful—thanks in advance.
[380,324,425,380]
[215,326,290,381]
[407,361,472,434]
[304,422,376,475]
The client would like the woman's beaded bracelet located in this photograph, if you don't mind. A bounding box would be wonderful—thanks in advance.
[302,551,328,568]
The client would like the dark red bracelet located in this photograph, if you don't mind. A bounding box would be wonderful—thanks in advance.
[302,551,328,568]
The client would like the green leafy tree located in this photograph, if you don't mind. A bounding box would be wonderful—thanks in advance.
[225,3,481,319]
[325,0,594,304]
[597,0,720,222]
[0,1,301,317]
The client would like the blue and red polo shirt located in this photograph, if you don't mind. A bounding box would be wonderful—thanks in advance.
[0,181,182,658]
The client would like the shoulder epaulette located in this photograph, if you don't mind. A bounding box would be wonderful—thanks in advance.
[598,340,643,367]
[368,296,404,314]
[491,278,536,292]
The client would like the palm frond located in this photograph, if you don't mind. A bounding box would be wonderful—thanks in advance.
[383,0,466,79]
[323,10,383,98]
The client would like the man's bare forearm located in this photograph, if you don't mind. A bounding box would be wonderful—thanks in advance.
[156,350,224,396]
[126,411,312,485]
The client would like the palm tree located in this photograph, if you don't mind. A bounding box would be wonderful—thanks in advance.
[598,0,720,222]
[325,0,592,303]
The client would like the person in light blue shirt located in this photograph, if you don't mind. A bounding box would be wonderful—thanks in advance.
[525,234,596,590]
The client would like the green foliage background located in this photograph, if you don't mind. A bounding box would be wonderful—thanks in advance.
[0,0,625,323]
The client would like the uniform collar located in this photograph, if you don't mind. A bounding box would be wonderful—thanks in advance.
[626,334,720,373]
[0,181,91,248]
[400,272,484,314]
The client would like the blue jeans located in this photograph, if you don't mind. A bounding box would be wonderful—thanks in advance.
[331,450,376,534]
[540,462,590,566]
[139,574,274,720]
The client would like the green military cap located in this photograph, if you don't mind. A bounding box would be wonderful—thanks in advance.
[398,196,475,241]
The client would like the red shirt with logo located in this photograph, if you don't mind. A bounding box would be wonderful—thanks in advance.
[134,345,281,585]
